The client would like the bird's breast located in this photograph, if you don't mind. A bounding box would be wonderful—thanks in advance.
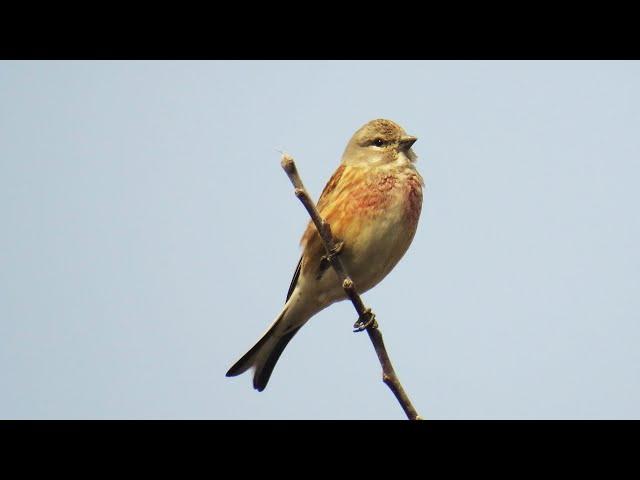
[333,166,423,292]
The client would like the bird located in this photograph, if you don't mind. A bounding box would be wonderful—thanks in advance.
[226,118,424,391]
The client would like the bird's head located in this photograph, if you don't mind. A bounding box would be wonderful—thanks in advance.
[341,118,418,167]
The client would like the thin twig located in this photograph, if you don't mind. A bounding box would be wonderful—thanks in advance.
[280,153,422,420]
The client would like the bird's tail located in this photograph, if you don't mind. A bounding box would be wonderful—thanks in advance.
[226,303,303,391]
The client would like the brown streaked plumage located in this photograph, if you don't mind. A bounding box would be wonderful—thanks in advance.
[226,119,424,391]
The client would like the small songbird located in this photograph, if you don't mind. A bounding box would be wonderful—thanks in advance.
[226,119,424,391]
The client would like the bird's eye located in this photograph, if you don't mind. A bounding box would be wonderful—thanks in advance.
[373,139,384,147]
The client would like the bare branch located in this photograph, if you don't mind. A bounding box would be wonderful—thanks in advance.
[280,153,422,420]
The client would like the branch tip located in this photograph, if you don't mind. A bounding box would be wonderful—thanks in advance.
[280,154,296,173]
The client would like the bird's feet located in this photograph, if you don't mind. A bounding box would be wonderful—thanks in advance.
[353,308,377,332]
[317,241,344,279]
[322,240,344,263]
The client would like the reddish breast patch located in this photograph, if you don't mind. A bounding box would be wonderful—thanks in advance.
[404,174,423,226]
[350,172,395,213]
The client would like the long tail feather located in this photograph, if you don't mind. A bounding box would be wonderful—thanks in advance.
[226,303,304,391]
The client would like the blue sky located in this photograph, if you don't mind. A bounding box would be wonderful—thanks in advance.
[1,61,639,419]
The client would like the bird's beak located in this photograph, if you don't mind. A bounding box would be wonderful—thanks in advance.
[399,135,418,149]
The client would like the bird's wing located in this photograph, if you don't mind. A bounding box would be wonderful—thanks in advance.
[285,256,302,302]
[285,163,347,298]
[314,163,347,215]
[301,164,348,278]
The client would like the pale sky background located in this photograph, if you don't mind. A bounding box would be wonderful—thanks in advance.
[1,60,639,419]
